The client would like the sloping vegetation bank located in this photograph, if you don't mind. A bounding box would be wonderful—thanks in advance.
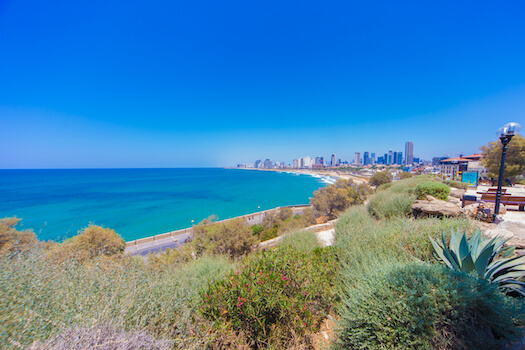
[2,176,525,349]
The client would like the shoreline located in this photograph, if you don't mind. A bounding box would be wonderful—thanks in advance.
[240,167,370,184]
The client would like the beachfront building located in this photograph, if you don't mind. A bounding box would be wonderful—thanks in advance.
[293,159,299,169]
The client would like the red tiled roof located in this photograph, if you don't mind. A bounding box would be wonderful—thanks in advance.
[440,157,469,163]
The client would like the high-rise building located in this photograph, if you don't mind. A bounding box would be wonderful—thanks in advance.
[393,151,398,165]
[371,153,376,164]
[354,152,361,165]
[255,160,261,168]
[397,152,403,165]
[331,154,336,167]
[388,150,393,165]
[405,142,414,165]
[384,153,388,164]
[315,156,324,165]
[293,159,299,168]
[264,159,272,168]
[378,156,384,164]
[363,152,370,165]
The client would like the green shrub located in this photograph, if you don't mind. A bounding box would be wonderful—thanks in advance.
[369,171,393,187]
[443,180,469,190]
[201,245,338,348]
[376,182,393,191]
[367,191,414,219]
[0,217,38,255]
[311,179,369,220]
[336,263,525,350]
[192,218,259,260]
[279,230,320,252]
[398,171,413,179]
[414,181,450,200]
[50,224,125,263]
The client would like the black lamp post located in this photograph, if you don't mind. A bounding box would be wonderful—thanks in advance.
[493,122,521,221]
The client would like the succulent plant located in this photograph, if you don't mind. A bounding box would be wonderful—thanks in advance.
[430,228,525,296]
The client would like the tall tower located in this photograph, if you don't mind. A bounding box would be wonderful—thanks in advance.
[355,152,361,165]
[405,142,414,165]
[363,152,370,165]
[331,154,336,167]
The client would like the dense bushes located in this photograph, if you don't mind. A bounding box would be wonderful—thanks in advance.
[336,263,524,349]
[252,208,316,241]
[415,181,450,200]
[367,191,413,219]
[311,179,370,220]
[201,245,338,348]
[0,252,233,349]
[333,206,525,349]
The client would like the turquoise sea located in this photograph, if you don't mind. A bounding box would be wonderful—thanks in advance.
[0,168,327,242]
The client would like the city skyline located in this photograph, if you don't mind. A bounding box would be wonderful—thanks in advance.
[1,1,524,169]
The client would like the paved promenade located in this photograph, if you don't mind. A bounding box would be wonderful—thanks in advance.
[124,205,310,256]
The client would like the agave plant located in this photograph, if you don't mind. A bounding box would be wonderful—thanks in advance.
[430,228,525,296]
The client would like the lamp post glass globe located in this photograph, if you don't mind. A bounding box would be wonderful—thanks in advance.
[497,122,521,138]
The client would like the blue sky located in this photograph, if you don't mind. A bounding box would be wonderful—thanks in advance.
[1,0,524,168]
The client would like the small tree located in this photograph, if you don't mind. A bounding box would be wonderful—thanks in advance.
[481,135,525,180]
[192,218,259,260]
[311,179,369,220]
[0,217,38,254]
[398,171,413,179]
[52,224,125,262]
[369,171,393,187]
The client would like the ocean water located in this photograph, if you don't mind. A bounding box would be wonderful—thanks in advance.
[0,168,327,242]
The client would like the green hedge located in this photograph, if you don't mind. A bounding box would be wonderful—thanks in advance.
[367,191,414,219]
[442,180,469,190]
[414,181,450,200]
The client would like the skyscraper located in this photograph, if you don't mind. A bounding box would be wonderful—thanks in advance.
[331,154,336,167]
[371,153,376,164]
[355,152,361,165]
[388,150,393,165]
[397,152,403,165]
[405,142,414,165]
[363,152,370,165]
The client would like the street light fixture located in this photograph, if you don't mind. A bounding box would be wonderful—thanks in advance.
[493,122,522,221]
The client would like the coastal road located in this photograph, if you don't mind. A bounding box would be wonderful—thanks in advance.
[124,205,311,257]
[125,232,192,256]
